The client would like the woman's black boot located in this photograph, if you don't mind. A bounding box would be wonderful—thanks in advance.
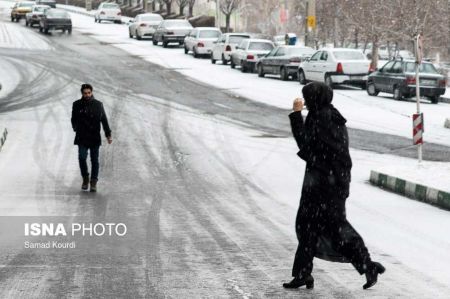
[363,262,386,289]
[283,275,314,289]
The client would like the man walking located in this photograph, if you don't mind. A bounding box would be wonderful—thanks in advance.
[71,84,112,192]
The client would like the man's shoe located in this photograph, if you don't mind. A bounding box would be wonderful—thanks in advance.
[90,179,98,193]
[363,262,385,289]
[283,275,314,289]
[82,176,89,190]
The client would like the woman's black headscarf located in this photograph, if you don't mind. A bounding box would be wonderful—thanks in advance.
[302,82,333,112]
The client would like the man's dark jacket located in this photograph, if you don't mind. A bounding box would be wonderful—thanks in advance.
[71,97,111,147]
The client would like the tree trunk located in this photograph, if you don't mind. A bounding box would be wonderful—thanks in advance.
[225,14,231,33]
[179,5,185,15]
[354,28,359,48]
[188,4,194,17]
[166,3,172,15]
[370,35,379,71]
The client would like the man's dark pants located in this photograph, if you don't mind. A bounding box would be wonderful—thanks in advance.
[78,145,100,180]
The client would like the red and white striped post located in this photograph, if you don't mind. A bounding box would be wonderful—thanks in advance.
[414,34,424,163]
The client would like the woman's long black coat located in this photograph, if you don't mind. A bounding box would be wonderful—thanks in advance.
[290,83,353,263]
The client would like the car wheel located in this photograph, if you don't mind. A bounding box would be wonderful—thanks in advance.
[68,27,72,34]
[11,16,14,22]
[231,59,236,69]
[152,39,158,45]
[281,67,289,81]
[116,20,122,24]
[241,61,247,73]
[129,30,133,38]
[193,47,199,58]
[430,96,439,104]
[367,81,379,96]
[39,26,43,33]
[16,18,20,23]
[325,74,333,88]
[162,38,168,48]
[184,46,188,54]
[44,27,49,34]
[222,54,228,65]
[257,64,265,77]
[98,19,101,23]
[211,57,216,64]
[25,20,29,26]
[298,70,306,85]
[393,86,403,101]
[136,31,142,40]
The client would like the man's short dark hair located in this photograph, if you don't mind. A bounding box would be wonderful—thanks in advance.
[81,83,93,93]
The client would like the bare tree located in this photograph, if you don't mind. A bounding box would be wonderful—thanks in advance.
[176,0,189,15]
[162,0,174,15]
[188,0,196,17]
[219,0,242,32]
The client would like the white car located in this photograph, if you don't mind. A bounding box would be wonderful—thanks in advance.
[211,33,251,65]
[298,48,370,88]
[230,39,275,73]
[184,27,222,58]
[128,13,163,40]
[94,2,122,24]
[25,4,50,27]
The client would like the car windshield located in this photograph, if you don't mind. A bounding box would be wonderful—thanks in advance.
[248,42,274,51]
[141,15,162,22]
[229,35,250,44]
[47,10,69,18]
[288,47,315,56]
[103,4,119,9]
[405,62,439,74]
[333,51,365,60]
[35,6,48,12]
[199,30,221,38]
[165,20,192,28]
[19,2,34,7]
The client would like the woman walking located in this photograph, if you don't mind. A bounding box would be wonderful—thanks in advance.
[283,82,385,290]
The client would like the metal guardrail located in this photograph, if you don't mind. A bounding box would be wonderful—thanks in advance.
[0,128,8,152]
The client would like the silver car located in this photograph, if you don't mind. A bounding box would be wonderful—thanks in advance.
[184,27,222,58]
[211,33,251,65]
[25,5,50,27]
[153,19,193,48]
[128,13,163,40]
[230,39,275,73]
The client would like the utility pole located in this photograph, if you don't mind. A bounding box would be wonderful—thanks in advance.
[305,0,316,47]
[216,0,221,29]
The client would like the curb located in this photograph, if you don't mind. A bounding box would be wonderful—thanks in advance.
[0,128,8,152]
[370,170,450,211]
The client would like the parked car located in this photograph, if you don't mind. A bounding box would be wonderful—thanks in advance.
[35,0,56,8]
[256,45,315,80]
[273,35,286,46]
[153,19,193,48]
[210,33,251,65]
[94,2,122,24]
[298,48,370,88]
[184,27,222,58]
[11,1,34,22]
[25,5,50,27]
[230,39,275,73]
[128,13,163,40]
[39,8,72,34]
[366,59,446,103]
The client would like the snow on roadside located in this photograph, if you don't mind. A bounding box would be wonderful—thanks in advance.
[59,7,450,148]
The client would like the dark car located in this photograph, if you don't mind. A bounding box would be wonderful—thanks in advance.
[39,9,72,34]
[36,0,56,8]
[152,19,193,48]
[367,59,446,103]
[256,45,315,80]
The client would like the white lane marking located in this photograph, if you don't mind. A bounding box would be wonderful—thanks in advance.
[213,103,232,109]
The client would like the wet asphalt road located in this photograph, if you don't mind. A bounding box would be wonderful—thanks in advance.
[1,14,450,299]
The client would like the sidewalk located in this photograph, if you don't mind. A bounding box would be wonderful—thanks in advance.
[370,160,450,210]
[57,4,133,23]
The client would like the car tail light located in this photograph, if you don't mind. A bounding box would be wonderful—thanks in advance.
[100,11,105,15]
[247,54,255,60]
[32,14,37,18]
[369,64,376,73]
[406,76,416,85]
[139,23,147,27]
[336,63,343,74]
[289,57,301,63]
[117,12,121,16]
[166,31,174,35]
[197,42,205,48]
[225,45,232,51]
[439,79,447,87]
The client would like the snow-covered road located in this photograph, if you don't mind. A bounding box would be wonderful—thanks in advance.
[0,1,450,298]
